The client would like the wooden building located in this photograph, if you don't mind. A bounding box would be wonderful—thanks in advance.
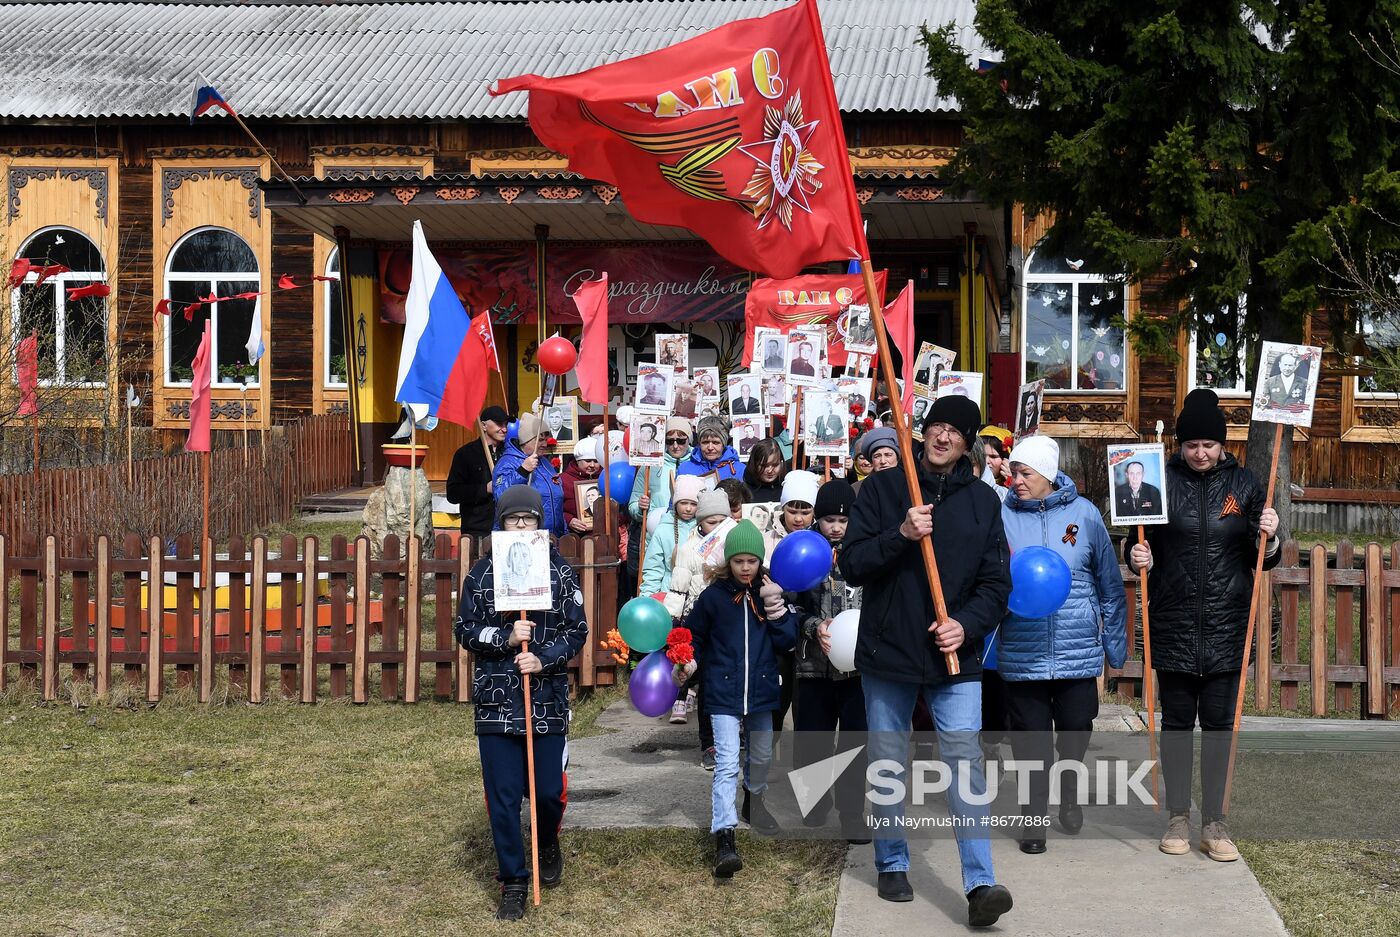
[1,0,1395,505]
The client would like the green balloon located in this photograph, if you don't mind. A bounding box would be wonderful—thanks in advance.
[618,597,671,653]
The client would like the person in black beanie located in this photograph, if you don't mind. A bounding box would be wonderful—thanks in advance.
[446,406,511,538]
[1127,388,1282,863]
[792,478,870,843]
[841,394,1014,925]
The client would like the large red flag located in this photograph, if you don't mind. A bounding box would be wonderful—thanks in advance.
[186,322,212,453]
[492,0,866,278]
[742,271,886,368]
[885,280,916,410]
[436,312,493,429]
[572,274,610,405]
[17,332,38,417]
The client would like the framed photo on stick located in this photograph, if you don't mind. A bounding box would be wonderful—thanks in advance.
[633,363,674,415]
[491,530,552,612]
[575,480,602,529]
[1251,341,1322,427]
[628,414,666,465]
[655,333,689,370]
[727,374,764,416]
[753,327,786,374]
[1015,380,1045,438]
[1107,443,1169,527]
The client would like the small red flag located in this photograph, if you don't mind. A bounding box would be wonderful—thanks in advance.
[277,274,297,290]
[885,280,916,410]
[492,0,865,278]
[65,283,110,300]
[572,274,610,405]
[435,312,494,430]
[154,298,172,322]
[34,264,71,286]
[186,322,212,453]
[8,258,32,288]
[17,332,38,417]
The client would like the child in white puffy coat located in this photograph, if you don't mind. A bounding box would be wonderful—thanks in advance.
[665,489,735,620]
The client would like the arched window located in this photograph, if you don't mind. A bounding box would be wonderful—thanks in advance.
[164,227,260,386]
[11,227,107,385]
[324,248,346,387]
[1022,244,1127,391]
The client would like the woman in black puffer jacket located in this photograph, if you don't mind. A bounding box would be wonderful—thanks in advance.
[1127,389,1282,863]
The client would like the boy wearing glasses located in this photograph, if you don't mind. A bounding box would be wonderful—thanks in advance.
[455,485,588,921]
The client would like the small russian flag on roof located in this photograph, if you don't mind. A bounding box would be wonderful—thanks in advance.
[190,75,236,122]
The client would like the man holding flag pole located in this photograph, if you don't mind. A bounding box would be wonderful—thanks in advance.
[492,0,1013,923]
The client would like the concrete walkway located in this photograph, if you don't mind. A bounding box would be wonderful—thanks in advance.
[567,701,1289,936]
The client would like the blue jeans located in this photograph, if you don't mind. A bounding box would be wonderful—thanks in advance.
[710,712,774,833]
[863,674,996,894]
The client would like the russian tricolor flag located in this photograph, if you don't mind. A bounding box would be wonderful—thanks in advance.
[393,221,491,430]
[190,76,236,122]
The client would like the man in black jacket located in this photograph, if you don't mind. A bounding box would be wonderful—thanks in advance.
[840,396,1014,927]
[446,406,509,538]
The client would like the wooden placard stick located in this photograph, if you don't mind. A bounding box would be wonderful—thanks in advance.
[518,609,542,907]
[856,260,959,675]
[790,386,804,470]
[634,470,651,595]
[1137,524,1161,811]
[1222,421,1283,813]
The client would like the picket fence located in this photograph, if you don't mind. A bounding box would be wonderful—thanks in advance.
[0,531,620,703]
[1108,540,1400,718]
[0,413,353,545]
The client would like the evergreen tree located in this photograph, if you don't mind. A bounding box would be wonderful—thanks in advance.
[923,0,1400,509]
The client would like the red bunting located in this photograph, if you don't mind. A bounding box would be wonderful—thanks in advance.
[153,272,316,320]
[34,264,71,286]
[64,283,110,300]
[277,274,297,289]
[8,258,31,288]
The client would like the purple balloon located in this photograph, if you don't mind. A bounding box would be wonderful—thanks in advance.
[629,649,680,718]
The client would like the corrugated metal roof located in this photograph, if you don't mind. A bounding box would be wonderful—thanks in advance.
[0,0,987,119]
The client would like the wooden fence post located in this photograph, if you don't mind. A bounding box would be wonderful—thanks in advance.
[329,536,348,699]
[200,536,215,703]
[434,534,455,699]
[405,537,421,704]
[42,535,58,702]
[0,535,7,693]
[1335,541,1356,713]
[96,536,110,698]
[1365,542,1386,718]
[353,538,370,704]
[455,545,472,704]
[250,536,267,704]
[71,534,90,685]
[579,536,596,689]
[1256,567,1273,712]
[301,537,317,703]
[147,537,164,703]
[1310,544,1328,716]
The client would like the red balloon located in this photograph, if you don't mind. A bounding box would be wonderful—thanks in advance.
[538,336,577,375]
[622,428,631,451]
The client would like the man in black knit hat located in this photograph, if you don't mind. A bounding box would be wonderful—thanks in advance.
[841,395,1014,926]
[447,406,510,538]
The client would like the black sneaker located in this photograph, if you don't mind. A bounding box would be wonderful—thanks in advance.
[877,871,913,902]
[496,880,529,921]
[539,841,563,888]
[713,828,743,878]
[701,747,717,771]
[967,883,1013,927]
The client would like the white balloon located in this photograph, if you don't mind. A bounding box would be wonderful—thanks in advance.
[826,608,861,673]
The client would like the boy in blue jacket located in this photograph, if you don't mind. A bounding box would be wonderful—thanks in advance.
[455,485,588,920]
[676,519,798,878]
[491,412,566,537]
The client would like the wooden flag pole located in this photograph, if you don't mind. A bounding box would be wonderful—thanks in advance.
[518,610,542,907]
[857,259,960,675]
[791,386,804,471]
[1137,524,1161,812]
[635,470,651,595]
[598,404,612,538]
[408,419,418,556]
[1222,421,1284,813]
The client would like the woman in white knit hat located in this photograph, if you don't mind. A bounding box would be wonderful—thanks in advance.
[997,434,1127,855]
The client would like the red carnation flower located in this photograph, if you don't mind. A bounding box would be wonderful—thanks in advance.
[547,436,558,447]
[848,426,859,439]
[862,416,875,429]
[849,401,864,415]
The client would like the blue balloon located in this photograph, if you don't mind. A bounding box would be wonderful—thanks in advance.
[770,529,833,592]
[1008,546,1072,618]
[604,459,637,505]
[506,420,519,442]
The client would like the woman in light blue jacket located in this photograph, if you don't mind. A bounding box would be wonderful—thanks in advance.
[997,435,1126,856]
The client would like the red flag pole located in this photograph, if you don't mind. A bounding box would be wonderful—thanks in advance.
[857,260,960,676]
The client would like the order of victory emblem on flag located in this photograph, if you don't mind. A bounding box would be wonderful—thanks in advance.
[739,93,823,231]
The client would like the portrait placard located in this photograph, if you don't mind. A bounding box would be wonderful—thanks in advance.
[1107,443,1169,527]
[628,414,666,465]
[804,391,850,457]
[842,303,876,354]
[655,333,689,370]
[731,416,764,461]
[1251,341,1322,427]
[540,397,578,451]
[490,530,552,612]
[575,480,602,529]
[727,374,764,417]
[1015,380,1046,439]
[753,327,787,375]
[912,342,957,393]
[935,371,984,403]
[785,327,825,386]
[633,362,674,415]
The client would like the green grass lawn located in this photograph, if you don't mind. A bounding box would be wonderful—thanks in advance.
[1242,841,1400,937]
[0,689,843,937]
